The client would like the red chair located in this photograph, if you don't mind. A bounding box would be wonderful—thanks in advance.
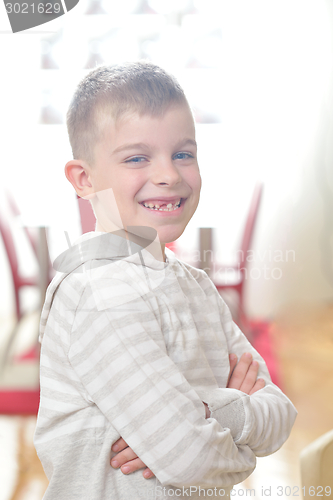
[165,241,177,252]
[0,389,40,415]
[6,190,54,288]
[0,202,41,415]
[0,205,39,322]
[212,183,263,336]
[0,191,56,415]
[0,190,54,321]
[6,190,39,259]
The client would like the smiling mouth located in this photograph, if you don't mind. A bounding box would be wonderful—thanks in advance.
[140,199,182,212]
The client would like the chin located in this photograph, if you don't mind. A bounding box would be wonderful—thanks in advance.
[157,225,186,246]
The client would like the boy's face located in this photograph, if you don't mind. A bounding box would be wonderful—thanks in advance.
[87,104,201,245]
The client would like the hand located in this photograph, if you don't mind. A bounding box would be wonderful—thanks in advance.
[112,354,265,473]
[227,352,265,395]
[111,437,155,479]
[203,352,265,418]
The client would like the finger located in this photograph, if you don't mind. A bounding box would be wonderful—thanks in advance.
[227,352,253,390]
[239,360,259,394]
[120,457,148,475]
[111,437,128,453]
[249,378,266,395]
[143,468,155,479]
[111,447,138,469]
[227,354,238,386]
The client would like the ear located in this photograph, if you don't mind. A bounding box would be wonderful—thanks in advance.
[65,160,95,200]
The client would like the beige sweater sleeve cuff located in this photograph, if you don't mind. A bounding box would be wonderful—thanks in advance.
[198,387,254,443]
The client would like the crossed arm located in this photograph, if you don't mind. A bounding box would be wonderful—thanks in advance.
[68,271,296,487]
[110,351,265,479]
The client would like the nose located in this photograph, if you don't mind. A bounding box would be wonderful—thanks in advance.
[150,157,182,187]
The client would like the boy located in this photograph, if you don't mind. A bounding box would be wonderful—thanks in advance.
[34,61,296,499]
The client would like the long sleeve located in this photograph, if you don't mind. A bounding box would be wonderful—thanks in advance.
[224,315,297,456]
[36,242,297,499]
[198,277,297,456]
[68,277,257,489]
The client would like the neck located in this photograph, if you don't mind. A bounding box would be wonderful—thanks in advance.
[95,222,166,262]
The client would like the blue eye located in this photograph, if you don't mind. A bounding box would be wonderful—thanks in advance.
[174,152,194,160]
[125,156,146,164]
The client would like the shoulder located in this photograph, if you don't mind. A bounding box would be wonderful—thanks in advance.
[61,260,139,311]
[165,247,204,279]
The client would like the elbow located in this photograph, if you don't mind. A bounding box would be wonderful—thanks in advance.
[252,400,298,457]
[156,446,257,488]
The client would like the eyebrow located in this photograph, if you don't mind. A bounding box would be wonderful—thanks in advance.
[112,139,197,156]
[112,143,148,155]
[177,139,197,149]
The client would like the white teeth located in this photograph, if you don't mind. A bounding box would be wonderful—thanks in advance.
[142,199,182,211]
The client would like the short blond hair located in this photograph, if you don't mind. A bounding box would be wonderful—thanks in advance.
[66,61,190,165]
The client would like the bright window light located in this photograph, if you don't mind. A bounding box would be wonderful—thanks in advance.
[148,0,192,15]
[101,0,142,15]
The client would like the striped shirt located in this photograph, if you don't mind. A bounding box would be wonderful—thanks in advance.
[34,231,297,500]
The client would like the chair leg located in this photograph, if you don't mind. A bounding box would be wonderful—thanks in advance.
[14,284,22,322]
[0,321,21,375]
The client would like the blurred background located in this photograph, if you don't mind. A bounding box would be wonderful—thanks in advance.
[0,1,333,499]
